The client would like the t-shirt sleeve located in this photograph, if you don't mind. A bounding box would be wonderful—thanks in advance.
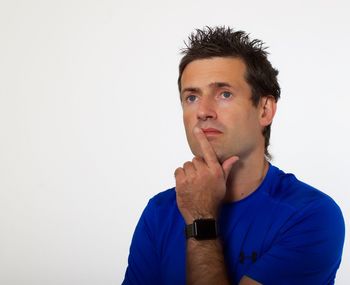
[122,199,161,285]
[245,197,345,285]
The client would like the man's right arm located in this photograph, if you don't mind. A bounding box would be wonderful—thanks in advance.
[186,238,231,285]
[175,128,239,285]
[122,205,160,285]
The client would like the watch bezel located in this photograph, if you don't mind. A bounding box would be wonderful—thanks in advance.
[186,218,218,240]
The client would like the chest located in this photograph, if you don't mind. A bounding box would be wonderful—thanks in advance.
[159,200,293,285]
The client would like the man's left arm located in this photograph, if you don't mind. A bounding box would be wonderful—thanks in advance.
[241,197,345,284]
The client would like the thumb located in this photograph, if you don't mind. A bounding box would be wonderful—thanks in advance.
[222,156,239,180]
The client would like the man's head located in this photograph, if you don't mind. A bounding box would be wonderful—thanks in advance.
[178,26,280,160]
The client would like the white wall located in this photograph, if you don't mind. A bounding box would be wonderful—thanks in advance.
[0,0,348,284]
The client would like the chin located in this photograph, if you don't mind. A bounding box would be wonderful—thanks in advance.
[190,143,234,163]
[209,148,228,164]
[216,148,240,163]
[217,154,231,164]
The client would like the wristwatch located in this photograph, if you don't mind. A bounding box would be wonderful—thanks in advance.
[185,218,218,240]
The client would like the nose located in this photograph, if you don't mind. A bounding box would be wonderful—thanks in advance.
[197,96,217,121]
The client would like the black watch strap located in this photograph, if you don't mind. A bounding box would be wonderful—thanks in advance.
[185,218,218,240]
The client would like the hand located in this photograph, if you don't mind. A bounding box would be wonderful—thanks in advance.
[175,127,239,223]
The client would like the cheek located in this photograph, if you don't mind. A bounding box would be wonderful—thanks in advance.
[183,111,196,131]
[183,114,195,141]
[222,111,255,141]
[183,114,204,156]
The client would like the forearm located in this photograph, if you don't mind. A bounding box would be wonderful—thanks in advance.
[175,130,240,284]
[186,238,230,285]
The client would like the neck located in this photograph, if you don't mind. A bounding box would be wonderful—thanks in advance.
[224,155,269,202]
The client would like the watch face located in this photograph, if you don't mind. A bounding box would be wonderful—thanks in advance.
[194,219,217,240]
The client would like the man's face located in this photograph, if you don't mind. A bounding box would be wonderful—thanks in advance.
[180,57,265,163]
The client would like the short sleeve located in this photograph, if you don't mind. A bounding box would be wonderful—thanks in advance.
[122,200,161,285]
[245,197,345,285]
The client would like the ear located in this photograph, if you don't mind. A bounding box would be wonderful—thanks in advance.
[259,95,277,127]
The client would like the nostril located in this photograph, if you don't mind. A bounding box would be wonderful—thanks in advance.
[197,109,216,121]
[197,113,215,121]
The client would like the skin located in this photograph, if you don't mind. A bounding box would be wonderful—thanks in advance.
[174,57,276,284]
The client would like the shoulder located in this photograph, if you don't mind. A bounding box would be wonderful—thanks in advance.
[266,164,343,216]
[244,165,345,284]
[266,164,345,247]
[142,187,180,222]
[145,187,178,215]
[149,187,177,207]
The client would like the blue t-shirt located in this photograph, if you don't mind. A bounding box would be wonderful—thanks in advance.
[123,165,345,285]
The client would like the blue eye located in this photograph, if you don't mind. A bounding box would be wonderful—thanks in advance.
[221,91,232,99]
[186,95,197,102]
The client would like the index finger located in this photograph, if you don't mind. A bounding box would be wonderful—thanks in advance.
[193,127,219,167]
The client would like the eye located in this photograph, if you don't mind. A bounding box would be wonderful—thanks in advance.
[185,95,197,103]
[221,91,232,99]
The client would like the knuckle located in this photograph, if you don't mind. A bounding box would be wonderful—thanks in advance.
[183,161,192,169]
[212,167,223,178]
[186,174,196,183]
[174,167,182,176]
[175,177,186,186]
[174,169,187,185]
[192,157,202,164]
[174,168,184,181]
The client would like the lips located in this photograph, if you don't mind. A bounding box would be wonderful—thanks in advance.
[201,128,223,134]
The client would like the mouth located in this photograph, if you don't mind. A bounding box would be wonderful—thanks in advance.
[201,128,223,137]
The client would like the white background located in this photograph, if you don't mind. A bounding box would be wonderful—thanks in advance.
[0,0,349,284]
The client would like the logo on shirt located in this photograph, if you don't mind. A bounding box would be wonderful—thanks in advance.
[239,251,258,264]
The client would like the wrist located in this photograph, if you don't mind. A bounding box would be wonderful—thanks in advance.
[183,210,219,225]
[185,218,218,240]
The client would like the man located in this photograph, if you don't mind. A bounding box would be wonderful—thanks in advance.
[122,26,345,285]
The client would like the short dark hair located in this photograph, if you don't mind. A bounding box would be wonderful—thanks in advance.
[177,26,281,160]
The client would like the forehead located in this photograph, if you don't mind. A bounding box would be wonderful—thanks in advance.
[180,57,248,91]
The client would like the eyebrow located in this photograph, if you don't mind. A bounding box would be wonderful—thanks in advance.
[181,82,233,97]
[180,87,200,100]
[180,87,200,97]
[209,82,233,89]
